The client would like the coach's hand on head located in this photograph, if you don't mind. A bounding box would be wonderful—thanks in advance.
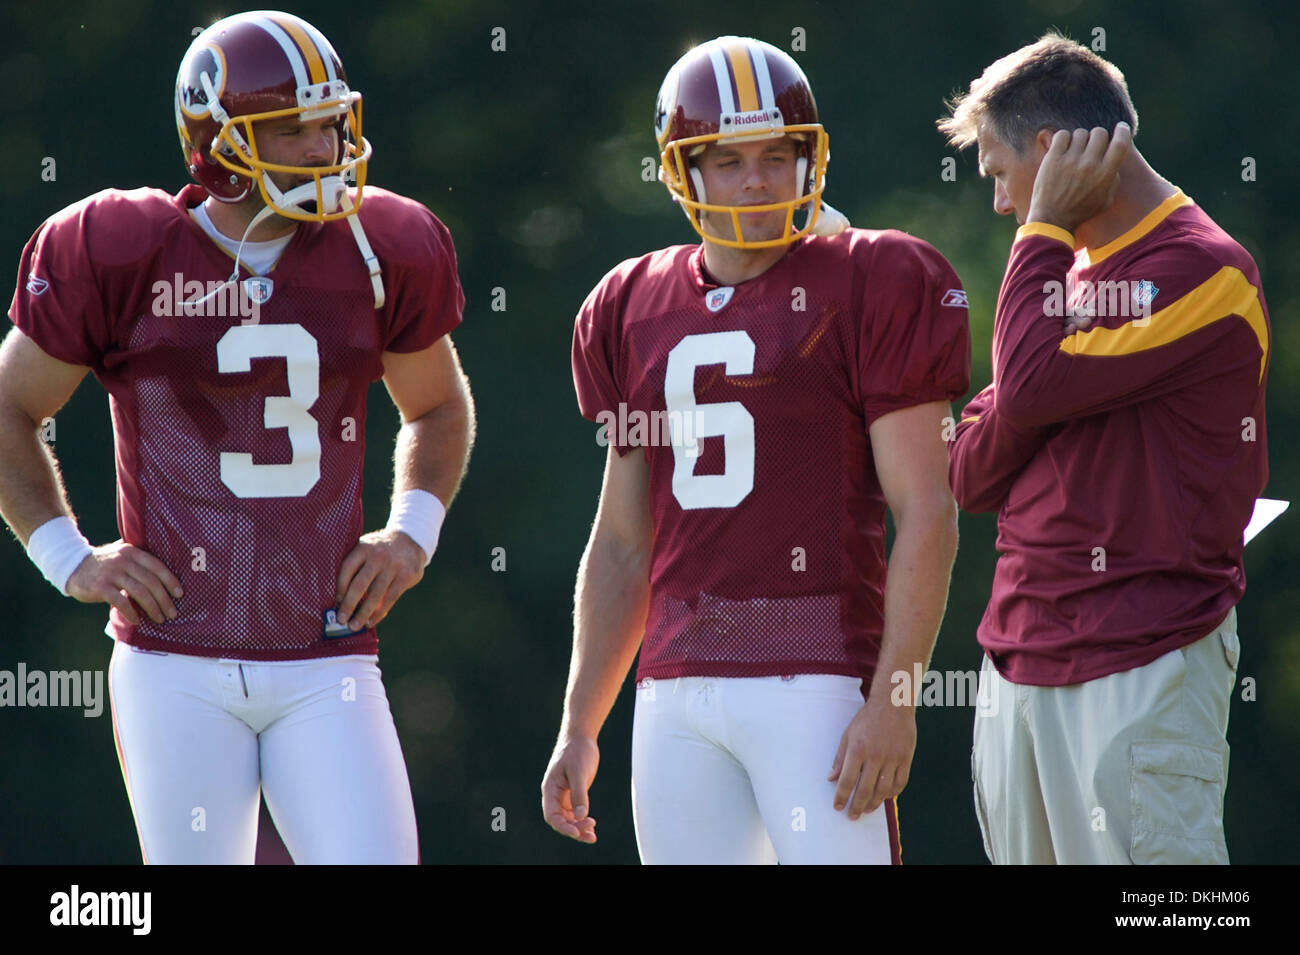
[334,529,427,631]
[541,735,599,844]
[828,694,917,819]
[1028,122,1133,234]
[66,540,184,625]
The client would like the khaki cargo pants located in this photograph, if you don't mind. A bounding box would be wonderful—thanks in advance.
[971,609,1239,864]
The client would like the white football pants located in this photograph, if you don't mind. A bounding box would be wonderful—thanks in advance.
[107,640,418,864]
[631,674,900,864]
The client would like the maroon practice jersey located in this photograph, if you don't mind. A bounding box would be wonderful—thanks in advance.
[10,185,463,660]
[573,231,970,682]
[950,192,1270,685]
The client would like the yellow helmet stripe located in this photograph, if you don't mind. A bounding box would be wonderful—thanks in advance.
[273,15,329,86]
[726,41,759,112]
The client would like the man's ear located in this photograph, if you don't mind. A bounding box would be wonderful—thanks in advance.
[1033,127,1058,158]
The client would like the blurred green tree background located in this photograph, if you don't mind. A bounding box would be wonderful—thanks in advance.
[1,0,1295,863]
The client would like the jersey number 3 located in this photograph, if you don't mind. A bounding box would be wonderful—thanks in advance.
[664,331,755,510]
[216,324,321,499]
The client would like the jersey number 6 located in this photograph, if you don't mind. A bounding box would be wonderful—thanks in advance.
[216,323,322,499]
[664,330,755,510]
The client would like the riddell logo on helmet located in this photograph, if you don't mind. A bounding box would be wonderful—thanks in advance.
[722,109,781,130]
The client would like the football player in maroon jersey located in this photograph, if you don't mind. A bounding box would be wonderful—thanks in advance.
[0,11,473,863]
[542,36,971,863]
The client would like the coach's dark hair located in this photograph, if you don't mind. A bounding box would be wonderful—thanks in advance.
[937,32,1139,153]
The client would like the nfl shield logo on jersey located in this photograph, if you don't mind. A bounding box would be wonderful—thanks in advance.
[705,286,735,312]
[243,276,274,305]
[1132,280,1159,310]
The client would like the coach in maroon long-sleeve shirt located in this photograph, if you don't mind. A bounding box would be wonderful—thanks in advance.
[938,33,1270,864]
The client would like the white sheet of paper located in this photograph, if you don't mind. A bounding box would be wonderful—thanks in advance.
[1244,498,1289,545]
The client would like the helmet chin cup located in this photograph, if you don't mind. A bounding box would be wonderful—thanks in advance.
[244,175,342,237]
[263,174,347,217]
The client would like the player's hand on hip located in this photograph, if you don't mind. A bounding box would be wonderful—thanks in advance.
[335,529,425,630]
[828,695,917,819]
[541,735,599,844]
[1027,123,1132,233]
[65,540,184,625]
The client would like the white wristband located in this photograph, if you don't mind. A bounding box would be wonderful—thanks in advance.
[385,489,445,566]
[26,516,94,596]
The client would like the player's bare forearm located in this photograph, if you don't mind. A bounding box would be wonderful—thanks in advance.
[557,446,653,741]
[831,400,959,816]
[829,496,957,817]
[0,329,182,621]
[542,447,652,843]
[541,521,649,844]
[384,336,475,508]
[866,400,960,704]
[335,339,475,629]
[0,404,74,545]
[867,497,958,709]
[390,382,475,508]
[561,525,651,742]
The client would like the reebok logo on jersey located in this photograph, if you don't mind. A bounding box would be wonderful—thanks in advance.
[941,289,968,308]
[705,286,735,312]
[26,274,50,295]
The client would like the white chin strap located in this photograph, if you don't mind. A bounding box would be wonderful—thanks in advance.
[340,191,385,309]
[184,176,386,311]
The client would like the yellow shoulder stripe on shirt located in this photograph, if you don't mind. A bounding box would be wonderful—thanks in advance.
[1058,266,1268,383]
[1087,190,1193,265]
[1015,222,1075,248]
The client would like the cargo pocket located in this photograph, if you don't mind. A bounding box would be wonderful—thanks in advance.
[1220,628,1241,672]
[1129,740,1229,864]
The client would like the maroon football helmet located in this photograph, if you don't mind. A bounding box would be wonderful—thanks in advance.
[174,11,370,221]
[654,36,832,248]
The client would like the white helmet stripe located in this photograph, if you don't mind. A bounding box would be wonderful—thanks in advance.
[749,41,776,110]
[296,18,340,82]
[251,15,311,91]
[708,47,736,115]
